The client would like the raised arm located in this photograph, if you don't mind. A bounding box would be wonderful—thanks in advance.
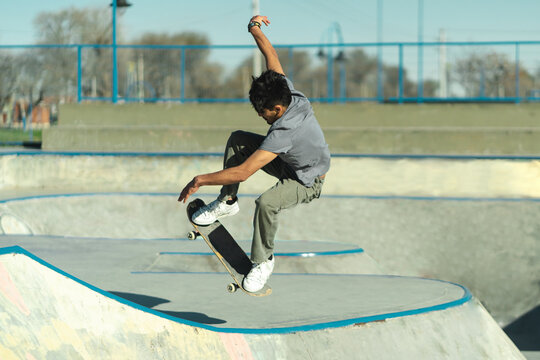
[248,15,285,75]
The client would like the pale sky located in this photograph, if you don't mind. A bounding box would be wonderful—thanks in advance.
[1,0,540,45]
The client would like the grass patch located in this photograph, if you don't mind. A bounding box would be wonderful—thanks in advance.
[0,128,42,144]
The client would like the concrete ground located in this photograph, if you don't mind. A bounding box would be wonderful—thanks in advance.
[0,151,537,358]
[0,237,466,330]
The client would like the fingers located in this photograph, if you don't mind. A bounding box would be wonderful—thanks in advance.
[252,15,270,26]
[179,186,193,203]
[177,184,190,203]
[178,179,198,203]
[178,191,190,203]
[177,192,186,203]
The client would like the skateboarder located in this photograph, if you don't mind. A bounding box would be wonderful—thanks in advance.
[178,15,330,292]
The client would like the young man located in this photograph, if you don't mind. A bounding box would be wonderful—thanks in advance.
[178,15,330,292]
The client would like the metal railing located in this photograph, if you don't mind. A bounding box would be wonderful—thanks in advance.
[1,40,540,108]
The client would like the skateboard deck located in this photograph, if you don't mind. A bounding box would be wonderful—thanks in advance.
[186,198,272,297]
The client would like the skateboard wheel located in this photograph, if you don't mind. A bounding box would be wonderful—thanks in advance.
[187,231,199,240]
[227,283,238,293]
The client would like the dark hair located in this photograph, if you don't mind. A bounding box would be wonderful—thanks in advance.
[249,70,292,114]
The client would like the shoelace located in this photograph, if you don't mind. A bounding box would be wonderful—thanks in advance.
[250,264,264,278]
[207,200,223,214]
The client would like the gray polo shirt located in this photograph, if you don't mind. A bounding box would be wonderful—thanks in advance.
[259,77,331,187]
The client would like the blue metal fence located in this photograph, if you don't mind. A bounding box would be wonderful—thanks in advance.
[1,41,540,105]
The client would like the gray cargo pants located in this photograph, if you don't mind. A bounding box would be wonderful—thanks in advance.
[218,131,325,264]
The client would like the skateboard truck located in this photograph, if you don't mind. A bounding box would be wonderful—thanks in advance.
[188,229,243,293]
[188,229,242,293]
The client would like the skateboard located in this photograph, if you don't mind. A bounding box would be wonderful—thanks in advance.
[186,198,272,297]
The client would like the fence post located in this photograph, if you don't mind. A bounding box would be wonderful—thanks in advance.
[377,45,383,103]
[327,46,334,103]
[112,0,118,104]
[515,42,520,104]
[417,0,424,103]
[377,0,383,103]
[399,44,404,104]
[288,47,294,82]
[27,102,33,141]
[77,46,82,103]
[417,42,423,103]
[340,60,346,103]
[181,47,186,102]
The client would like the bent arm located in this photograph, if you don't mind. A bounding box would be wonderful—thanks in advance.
[249,16,284,75]
[197,149,277,184]
[178,150,278,203]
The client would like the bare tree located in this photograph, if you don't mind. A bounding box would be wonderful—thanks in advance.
[129,32,223,100]
[453,51,533,98]
[0,52,18,113]
[32,7,115,100]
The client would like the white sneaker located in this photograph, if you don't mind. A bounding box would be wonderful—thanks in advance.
[243,256,274,292]
[191,199,239,225]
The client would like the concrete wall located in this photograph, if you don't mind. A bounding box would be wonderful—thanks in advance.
[2,154,540,198]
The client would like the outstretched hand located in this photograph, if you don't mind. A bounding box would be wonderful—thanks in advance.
[250,15,270,26]
[178,178,200,203]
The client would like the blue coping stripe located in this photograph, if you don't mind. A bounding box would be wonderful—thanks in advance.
[0,233,191,242]
[159,248,364,257]
[0,245,472,335]
[1,192,540,205]
[1,149,540,160]
[0,192,178,205]
[0,150,223,157]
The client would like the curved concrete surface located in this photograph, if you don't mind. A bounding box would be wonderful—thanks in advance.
[0,190,537,328]
[0,235,384,276]
[0,246,524,359]
[0,191,379,277]
[1,151,540,198]
[0,151,536,358]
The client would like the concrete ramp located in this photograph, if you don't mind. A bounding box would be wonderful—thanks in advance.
[0,246,523,359]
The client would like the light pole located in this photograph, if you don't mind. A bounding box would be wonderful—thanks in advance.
[111,0,132,104]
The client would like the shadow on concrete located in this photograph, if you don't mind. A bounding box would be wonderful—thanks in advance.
[109,291,226,325]
[109,291,170,308]
[504,305,540,351]
[158,310,226,325]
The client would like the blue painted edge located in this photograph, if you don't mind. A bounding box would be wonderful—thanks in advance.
[159,248,365,257]
[1,150,540,161]
[0,233,190,242]
[0,150,223,158]
[1,192,540,206]
[0,192,177,204]
[0,245,472,335]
